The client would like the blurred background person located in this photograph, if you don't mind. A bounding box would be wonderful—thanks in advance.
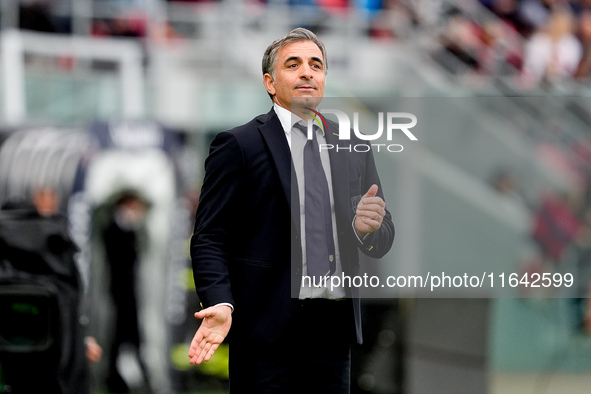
[33,186,61,216]
[0,192,93,393]
[102,190,152,393]
[521,6,582,87]
[574,9,591,81]
[31,186,104,366]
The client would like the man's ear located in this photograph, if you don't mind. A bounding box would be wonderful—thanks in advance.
[263,73,276,96]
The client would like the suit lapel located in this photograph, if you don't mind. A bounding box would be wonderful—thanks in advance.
[257,109,300,232]
[325,123,350,232]
[257,110,352,241]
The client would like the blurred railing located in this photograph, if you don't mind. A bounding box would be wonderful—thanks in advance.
[0,29,144,124]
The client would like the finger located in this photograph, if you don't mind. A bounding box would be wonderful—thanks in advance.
[189,327,207,358]
[204,343,220,362]
[359,196,385,208]
[189,347,199,364]
[356,205,386,220]
[196,305,223,318]
[188,344,198,360]
[374,212,382,222]
[194,308,214,319]
[191,341,207,364]
[358,215,380,231]
[363,184,379,198]
[200,342,213,362]
[357,205,385,218]
[188,339,195,360]
[368,216,381,228]
[197,342,212,364]
[358,200,385,216]
[191,330,204,347]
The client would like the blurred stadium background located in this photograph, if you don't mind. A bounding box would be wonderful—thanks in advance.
[2,0,591,393]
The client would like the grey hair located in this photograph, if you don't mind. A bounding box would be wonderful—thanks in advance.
[262,28,328,99]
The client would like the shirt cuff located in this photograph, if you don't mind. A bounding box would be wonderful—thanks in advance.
[352,215,368,244]
[213,302,234,313]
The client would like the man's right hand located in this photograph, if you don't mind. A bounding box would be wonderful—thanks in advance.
[188,305,232,364]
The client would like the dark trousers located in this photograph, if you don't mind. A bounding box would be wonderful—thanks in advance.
[229,299,354,394]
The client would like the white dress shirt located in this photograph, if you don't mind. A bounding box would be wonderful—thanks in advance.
[274,103,346,299]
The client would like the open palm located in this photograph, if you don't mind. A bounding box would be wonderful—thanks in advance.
[188,305,232,364]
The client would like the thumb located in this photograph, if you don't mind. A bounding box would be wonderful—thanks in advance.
[194,307,216,319]
[364,184,379,198]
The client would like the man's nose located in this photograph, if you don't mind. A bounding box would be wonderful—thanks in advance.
[299,64,314,79]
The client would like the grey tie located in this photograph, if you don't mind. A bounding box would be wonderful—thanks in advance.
[295,122,335,278]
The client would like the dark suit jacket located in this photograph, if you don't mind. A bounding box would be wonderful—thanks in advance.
[191,108,394,346]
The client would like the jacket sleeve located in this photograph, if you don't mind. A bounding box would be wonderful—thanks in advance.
[354,147,395,259]
[191,131,244,308]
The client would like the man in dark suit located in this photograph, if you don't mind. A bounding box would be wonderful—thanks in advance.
[188,28,394,393]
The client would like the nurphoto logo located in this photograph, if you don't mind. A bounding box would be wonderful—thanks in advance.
[303,107,418,153]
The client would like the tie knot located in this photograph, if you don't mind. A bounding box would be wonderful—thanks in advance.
[293,121,319,139]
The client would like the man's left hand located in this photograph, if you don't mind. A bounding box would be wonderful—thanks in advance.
[354,184,386,239]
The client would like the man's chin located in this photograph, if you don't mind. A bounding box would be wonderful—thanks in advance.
[291,96,323,111]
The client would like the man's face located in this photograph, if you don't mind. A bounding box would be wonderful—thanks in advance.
[264,40,326,113]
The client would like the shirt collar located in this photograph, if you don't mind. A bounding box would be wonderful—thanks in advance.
[273,103,325,136]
